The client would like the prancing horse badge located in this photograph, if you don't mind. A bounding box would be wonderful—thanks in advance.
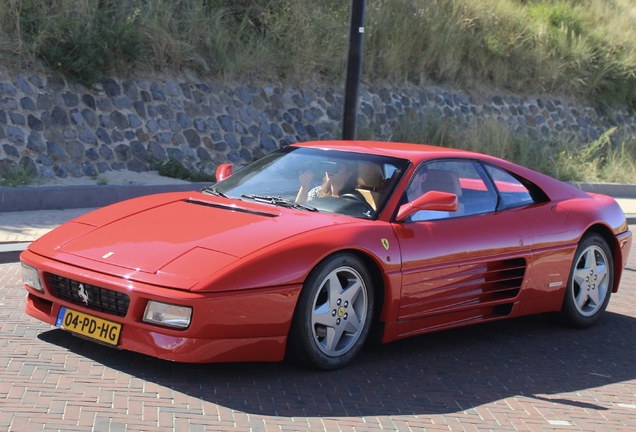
[78,283,89,306]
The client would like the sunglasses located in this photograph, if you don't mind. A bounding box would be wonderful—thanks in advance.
[324,162,344,175]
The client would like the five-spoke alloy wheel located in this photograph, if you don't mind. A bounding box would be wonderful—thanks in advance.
[559,233,614,328]
[287,253,374,370]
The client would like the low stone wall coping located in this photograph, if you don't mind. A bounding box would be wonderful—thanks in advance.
[0,182,209,212]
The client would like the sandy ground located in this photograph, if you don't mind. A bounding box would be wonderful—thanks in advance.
[28,170,192,187]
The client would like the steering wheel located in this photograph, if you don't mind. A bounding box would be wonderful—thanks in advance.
[310,196,374,218]
[340,193,374,213]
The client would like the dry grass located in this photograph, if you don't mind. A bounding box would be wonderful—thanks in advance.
[0,0,635,106]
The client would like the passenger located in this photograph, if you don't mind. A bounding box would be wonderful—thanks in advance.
[296,161,362,203]
[406,166,451,221]
[406,166,429,202]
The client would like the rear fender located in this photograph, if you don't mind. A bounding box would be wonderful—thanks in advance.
[586,224,632,293]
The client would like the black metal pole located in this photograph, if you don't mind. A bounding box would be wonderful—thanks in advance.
[342,0,366,140]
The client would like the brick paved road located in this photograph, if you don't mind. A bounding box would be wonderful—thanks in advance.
[1,235,636,431]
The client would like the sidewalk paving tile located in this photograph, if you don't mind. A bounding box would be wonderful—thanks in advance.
[0,239,635,430]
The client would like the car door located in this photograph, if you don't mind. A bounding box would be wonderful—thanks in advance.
[392,159,534,337]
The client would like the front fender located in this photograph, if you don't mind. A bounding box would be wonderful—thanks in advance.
[191,222,402,293]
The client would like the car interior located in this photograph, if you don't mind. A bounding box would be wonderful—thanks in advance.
[356,162,386,210]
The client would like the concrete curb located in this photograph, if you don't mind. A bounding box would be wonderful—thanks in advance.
[569,181,636,198]
[568,182,636,224]
[1,180,634,214]
[623,214,636,224]
[0,182,211,213]
[2,181,633,211]
[0,242,27,264]
[2,181,634,263]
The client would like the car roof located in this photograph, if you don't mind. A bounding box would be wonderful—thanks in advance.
[292,140,591,202]
[292,140,473,164]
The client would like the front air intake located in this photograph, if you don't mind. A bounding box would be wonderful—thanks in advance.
[46,274,130,317]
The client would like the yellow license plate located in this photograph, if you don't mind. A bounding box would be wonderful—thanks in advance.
[56,307,122,346]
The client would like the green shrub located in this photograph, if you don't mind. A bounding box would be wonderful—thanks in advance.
[8,0,144,86]
[150,157,215,182]
[0,164,38,187]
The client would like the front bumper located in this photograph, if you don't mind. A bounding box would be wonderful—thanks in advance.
[21,249,302,363]
[614,230,633,293]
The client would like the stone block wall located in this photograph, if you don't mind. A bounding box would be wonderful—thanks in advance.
[1,69,635,181]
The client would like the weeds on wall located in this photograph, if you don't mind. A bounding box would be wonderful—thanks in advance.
[384,112,636,184]
[553,127,636,183]
[149,157,216,183]
[0,164,38,187]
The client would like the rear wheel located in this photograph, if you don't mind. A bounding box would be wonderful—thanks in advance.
[287,253,374,370]
[558,233,613,328]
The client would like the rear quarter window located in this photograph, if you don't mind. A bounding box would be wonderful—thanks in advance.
[485,165,535,208]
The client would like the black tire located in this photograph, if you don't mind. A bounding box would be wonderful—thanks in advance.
[557,233,613,328]
[286,253,374,370]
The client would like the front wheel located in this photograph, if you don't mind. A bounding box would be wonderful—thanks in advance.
[558,233,614,328]
[286,253,374,370]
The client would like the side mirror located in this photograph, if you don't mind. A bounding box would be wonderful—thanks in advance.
[215,164,233,181]
[396,190,458,222]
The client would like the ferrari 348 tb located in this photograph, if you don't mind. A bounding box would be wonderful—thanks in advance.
[20,141,632,369]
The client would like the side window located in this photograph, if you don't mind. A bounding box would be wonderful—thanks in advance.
[484,165,535,208]
[405,160,498,221]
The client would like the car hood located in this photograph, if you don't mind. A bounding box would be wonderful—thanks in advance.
[29,193,355,288]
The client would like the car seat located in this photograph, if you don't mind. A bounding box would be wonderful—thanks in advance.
[356,162,385,210]
[420,169,464,216]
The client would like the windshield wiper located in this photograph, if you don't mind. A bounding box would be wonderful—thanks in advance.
[241,194,318,212]
[201,186,229,198]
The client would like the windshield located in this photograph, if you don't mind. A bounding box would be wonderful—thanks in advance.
[211,146,408,219]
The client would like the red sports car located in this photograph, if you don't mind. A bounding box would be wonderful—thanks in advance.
[20,140,632,370]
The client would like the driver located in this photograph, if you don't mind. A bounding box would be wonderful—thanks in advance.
[296,161,363,203]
